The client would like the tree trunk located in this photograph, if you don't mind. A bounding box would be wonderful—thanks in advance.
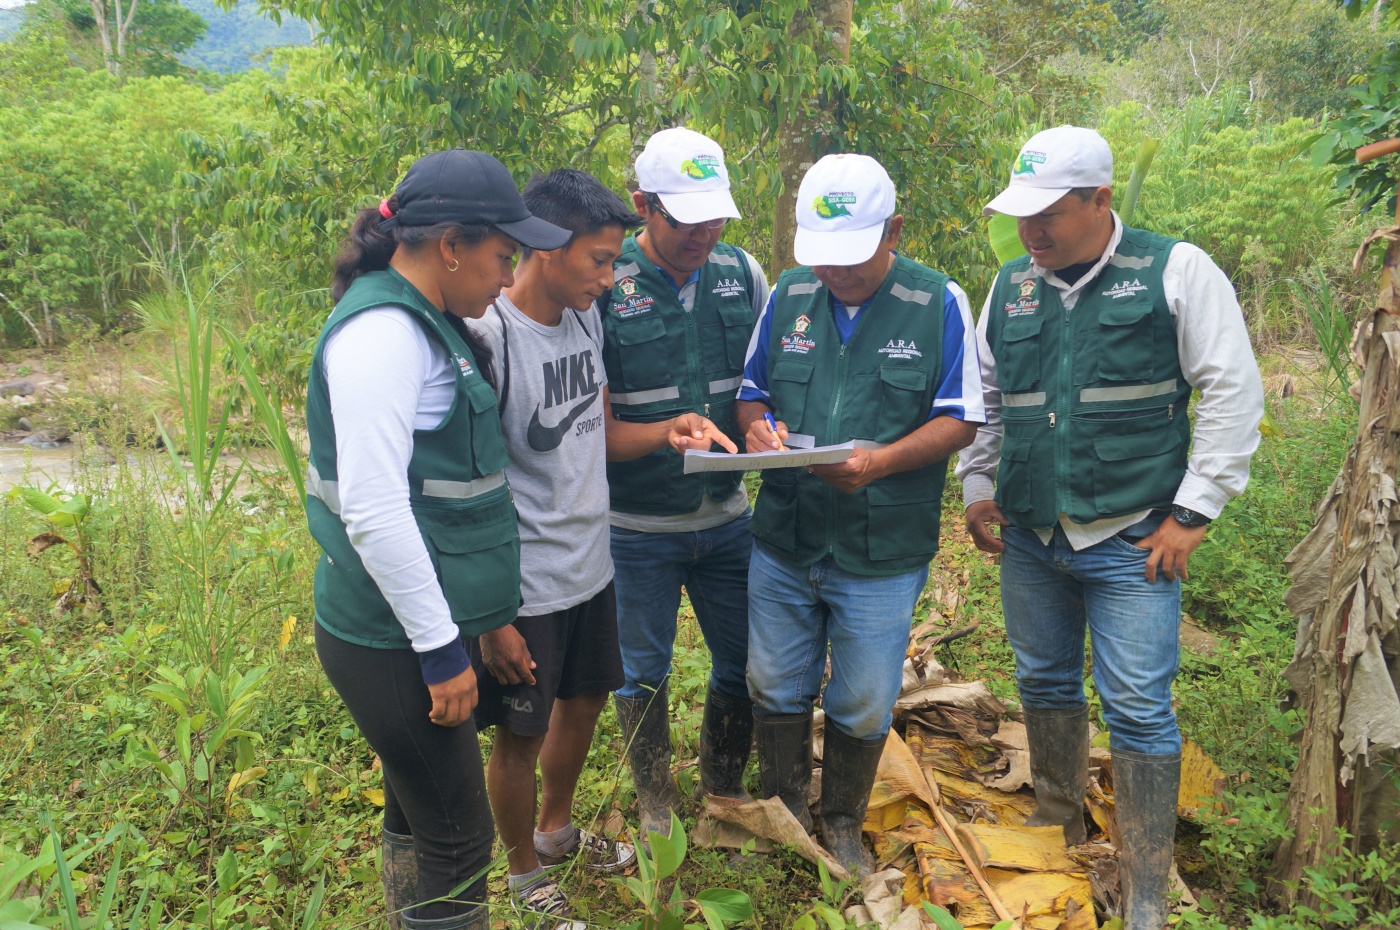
[88,0,114,74]
[770,0,853,276]
[1271,212,1400,903]
[115,0,141,78]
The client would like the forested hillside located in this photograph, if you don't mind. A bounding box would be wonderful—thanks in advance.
[1,1,1398,928]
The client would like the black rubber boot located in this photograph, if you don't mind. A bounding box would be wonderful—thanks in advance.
[818,725,884,879]
[1113,748,1182,930]
[382,829,418,930]
[698,688,754,800]
[615,687,681,839]
[400,904,491,930]
[755,710,814,832]
[1023,704,1090,846]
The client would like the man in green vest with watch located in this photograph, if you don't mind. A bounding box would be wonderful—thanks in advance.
[736,153,984,876]
[957,126,1264,929]
[600,128,770,839]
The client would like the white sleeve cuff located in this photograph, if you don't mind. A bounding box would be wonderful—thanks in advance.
[961,472,996,509]
[1173,473,1232,520]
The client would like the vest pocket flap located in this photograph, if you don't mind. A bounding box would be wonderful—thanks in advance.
[614,315,667,346]
[465,378,498,413]
[1098,300,1154,327]
[1094,429,1182,462]
[879,367,928,391]
[772,361,815,383]
[1000,437,1033,462]
[718,301,754,325]
[423,512,516,554]
[867,479,941,506]
[1001,315,1044,341]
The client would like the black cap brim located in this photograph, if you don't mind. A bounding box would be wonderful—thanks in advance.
[496,214,572,251]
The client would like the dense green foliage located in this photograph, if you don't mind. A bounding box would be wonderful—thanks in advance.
[178,0,312,73]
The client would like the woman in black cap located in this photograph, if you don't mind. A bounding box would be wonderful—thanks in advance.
[303,150,575,930]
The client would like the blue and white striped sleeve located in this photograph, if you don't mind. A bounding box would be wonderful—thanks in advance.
[737,290,777,404]
[929,281,986,423]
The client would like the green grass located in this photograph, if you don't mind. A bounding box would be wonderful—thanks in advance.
[0,349,1389,928]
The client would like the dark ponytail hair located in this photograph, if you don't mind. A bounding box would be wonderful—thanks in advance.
[330,201,500,390]
[331,196,496,301]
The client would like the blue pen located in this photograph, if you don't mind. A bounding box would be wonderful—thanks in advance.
[763,412,787,451]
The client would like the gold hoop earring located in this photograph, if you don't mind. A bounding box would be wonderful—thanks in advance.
[446,258,460,272]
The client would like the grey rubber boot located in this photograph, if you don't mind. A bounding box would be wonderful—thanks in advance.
[818,725,884,879]
[615,687,681,839]
[1023,704,1091,846]
[698,688,754,800]
[400,904,491,930]
[755,710,814,832]
[381,829,418,930]
[1113,748,1182,930]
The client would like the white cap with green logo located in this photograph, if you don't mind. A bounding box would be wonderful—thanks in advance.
[793,153,896,267]
[983,125,1114,218]
[635,127,742,225]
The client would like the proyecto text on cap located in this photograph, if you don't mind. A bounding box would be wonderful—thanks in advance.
[380,149,572,252]
[634,127,742,225]
[982,125,1114,218]
[792,153,896,268]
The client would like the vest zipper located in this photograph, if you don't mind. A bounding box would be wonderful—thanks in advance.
[684,303,707,492]
[1055,308,1072,515]
[825,342,850,555]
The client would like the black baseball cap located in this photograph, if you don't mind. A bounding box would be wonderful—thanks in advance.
[382,149,572,251]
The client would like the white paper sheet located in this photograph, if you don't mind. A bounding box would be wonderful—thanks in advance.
[682,441,857,473]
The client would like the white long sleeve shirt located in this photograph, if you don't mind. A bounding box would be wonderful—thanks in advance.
[955,215,1265,550]
[323,306,460,653]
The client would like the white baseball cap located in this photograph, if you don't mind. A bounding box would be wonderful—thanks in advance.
[793,153,896,267]
[635,127,742,224]
[983,126,1113,217]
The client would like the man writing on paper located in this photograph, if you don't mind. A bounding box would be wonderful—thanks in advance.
[957,126,1262,930]
[735,154,983,876]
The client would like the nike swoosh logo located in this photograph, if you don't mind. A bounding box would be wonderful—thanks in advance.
[526,389,599,452]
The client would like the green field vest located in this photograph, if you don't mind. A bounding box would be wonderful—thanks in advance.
[751,256,950,576]
[600,239,754,515]
[985,225,1192,529]
[305,268,521,649]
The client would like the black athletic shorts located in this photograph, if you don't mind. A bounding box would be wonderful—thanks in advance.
[469,582,623,737]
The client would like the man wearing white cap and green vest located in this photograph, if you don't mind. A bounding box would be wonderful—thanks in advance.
[736,153,983,876]
[600,127,769,838]
[958,126,1264,929]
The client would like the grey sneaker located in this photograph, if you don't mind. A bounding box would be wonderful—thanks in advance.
[513,874,586,930]
[535,827,636,872]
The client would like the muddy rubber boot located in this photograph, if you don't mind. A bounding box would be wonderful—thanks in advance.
[615,687,681,840]
[1113,748,1182,930]
[755,710,814,832]
[817,726,883,879]
[382,829,418,930]
[400,904,492,930]
[698,688,754,800]
[1023,704,1090,846]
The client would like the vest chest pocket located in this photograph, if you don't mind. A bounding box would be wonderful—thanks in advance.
[465,377,510,475]
[877,366,930,437]
[769,360,814,433]
[611,315,673,390]
[700,300,757,373]
[1091,428,1184,515]
[996,315,1045,393]
[1096,300,1157,382]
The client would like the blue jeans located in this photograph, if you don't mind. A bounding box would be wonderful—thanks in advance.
[1000,513,1182,755]
[747,541,928,740]
[610,512,753,701]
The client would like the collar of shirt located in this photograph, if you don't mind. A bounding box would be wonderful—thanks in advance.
[1033,212,1124,310]
[652,261,701,295]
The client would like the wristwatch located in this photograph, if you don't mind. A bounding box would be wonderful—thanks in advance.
[1171,505,1212,529]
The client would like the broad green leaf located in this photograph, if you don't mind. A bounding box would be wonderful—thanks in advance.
[921,903,965,930]
[13,487,60,516]
[696,888,752,923]
[988,211,1026,265]
[216,846,239,892]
